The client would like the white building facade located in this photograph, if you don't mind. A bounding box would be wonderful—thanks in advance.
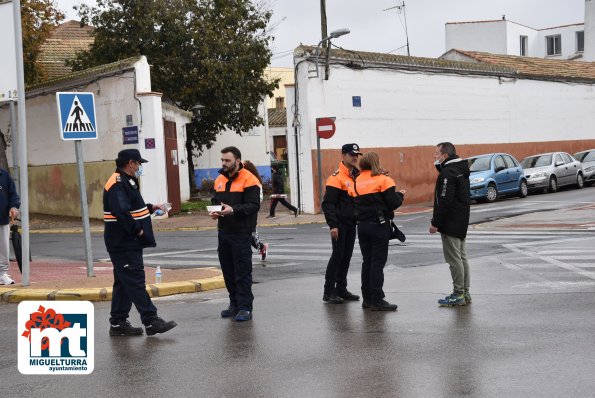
[0,56,191,218]
[446,19,585,60]
[289,46,595,214]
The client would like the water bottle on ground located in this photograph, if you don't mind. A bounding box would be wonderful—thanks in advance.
[155,266,162,283]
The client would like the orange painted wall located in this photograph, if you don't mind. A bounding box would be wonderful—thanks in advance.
[311,139,595,211]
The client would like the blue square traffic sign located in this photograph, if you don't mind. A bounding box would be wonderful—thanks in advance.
[56,92,98,140]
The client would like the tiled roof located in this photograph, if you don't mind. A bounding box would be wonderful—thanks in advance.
[295,45,517,76]
[37,20,95,80]
[268,108,287,127]
[27,56,142,95]
[445,50,595,82]
[445,19,583,31]
[52,20,95,39]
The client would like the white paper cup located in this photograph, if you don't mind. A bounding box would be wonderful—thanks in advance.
[207,205,223,213]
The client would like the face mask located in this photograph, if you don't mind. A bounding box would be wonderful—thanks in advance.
[434,154,446,171]
[134,164,143,178]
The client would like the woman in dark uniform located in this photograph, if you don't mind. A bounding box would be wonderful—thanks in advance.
[352,152,404,311]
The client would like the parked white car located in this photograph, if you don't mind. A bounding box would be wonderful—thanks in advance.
[521,152,584,192]
[574,149,595,186]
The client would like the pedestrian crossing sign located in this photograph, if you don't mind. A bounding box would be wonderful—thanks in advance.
[56,92,98,140]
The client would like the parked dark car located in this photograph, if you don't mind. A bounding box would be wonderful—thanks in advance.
[574,149,595,186]
[467,153,527,202]
[521,152,584,192]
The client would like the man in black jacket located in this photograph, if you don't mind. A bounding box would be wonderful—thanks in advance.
[429,142,471,307]
[211,146,261,321]
[104,149,177,336]
[321,143,362,304]
[268,165,297,218]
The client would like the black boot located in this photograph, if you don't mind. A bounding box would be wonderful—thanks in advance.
[109,320,143,336]
[145,316,177,336]
[370,299,398,311]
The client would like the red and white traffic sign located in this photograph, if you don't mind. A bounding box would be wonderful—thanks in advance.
[316,117,336,139]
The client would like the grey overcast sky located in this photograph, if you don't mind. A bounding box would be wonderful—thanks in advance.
[56,0,585,66]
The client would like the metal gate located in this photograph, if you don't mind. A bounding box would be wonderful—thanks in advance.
[163,119,181,214]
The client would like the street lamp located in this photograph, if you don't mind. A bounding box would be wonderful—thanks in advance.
[312,28,350,80]
[191,103,205,121]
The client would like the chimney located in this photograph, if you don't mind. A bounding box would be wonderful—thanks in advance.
[585,0,595,61]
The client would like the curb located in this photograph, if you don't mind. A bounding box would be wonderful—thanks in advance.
[29,208,433,234]
[0,275,225,304]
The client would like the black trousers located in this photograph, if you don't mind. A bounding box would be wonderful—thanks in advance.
[218,231,254,311]
[324,222,357,295]
[357,221,390,303]
[109,249,157,325]
[269,198,297,216]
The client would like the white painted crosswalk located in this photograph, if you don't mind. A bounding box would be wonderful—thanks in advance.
[101,229,593,269]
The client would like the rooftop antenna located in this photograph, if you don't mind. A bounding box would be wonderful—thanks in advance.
[383,1,410,56]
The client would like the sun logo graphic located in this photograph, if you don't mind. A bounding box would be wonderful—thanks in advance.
[18,301,94,375]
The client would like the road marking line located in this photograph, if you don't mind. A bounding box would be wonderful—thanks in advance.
[504,244,595,280]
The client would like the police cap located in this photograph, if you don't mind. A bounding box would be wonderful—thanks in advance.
[341,143,362,155]
[117,149,148,163]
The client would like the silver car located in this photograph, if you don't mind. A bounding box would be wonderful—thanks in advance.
[574,149,595,186]
[521,152,584,192]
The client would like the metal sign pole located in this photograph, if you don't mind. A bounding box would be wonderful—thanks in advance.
[8,100,19,194]
[74,140,94,277]
[13,0,30,286]
[317,135,323,211]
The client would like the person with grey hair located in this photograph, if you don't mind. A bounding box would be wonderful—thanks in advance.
[429,142,472,307]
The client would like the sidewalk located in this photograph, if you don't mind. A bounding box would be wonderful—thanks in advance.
[28,201,433,233]
[474,202,595,230]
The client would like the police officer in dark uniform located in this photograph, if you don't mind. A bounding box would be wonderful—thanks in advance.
[321,143,362,304]
[210,146,261,321]
[353,152,404,311]
[104,149,177,336]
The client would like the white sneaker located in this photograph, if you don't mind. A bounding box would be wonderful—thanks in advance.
[0,273,15,285]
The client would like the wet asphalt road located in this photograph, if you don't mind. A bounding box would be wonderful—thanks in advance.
[2,242,595,397]
[2,187,595,397]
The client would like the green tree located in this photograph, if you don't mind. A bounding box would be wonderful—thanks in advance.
[22,0,65,84]
[70,0,278,190]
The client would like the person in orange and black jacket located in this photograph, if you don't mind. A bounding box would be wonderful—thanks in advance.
[321,143,362,304]
[210,146,261,321]
[104,149,177,337]
[352,152,404,311]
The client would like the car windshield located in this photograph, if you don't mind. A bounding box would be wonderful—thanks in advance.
[468,156,491,172]
[521,155,552,168]
[575,151,595,162]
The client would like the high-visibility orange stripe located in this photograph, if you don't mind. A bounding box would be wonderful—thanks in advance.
[355,171,396,195]
[104,173,119,191]
[326,175,342,189]
[214,169,260,192]
[130,209,149,217]
[103,214,117,219]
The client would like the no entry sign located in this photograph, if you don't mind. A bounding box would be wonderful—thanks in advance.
[316,117,336,139]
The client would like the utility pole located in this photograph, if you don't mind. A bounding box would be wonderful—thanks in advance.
[320,0,328,48]
[383,1,410,56]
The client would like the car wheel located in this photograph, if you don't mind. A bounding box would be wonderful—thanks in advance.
[576,173,584,189]
[518,180,528,198]
[548,176,558,193]
[485,184,498,202]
